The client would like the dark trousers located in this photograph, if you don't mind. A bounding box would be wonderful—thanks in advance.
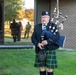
[13,36,16,42]
[24,30,30,38]
[17,32,20,41]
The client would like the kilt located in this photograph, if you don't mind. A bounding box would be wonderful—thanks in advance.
[34,50,58,69]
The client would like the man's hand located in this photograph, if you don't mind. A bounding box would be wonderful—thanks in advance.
[41,40,48,46]
[38,43,44,50]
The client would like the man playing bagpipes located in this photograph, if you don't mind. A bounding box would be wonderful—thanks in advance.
[31,11,61,75]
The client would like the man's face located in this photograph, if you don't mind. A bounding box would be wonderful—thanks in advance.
[41,15,50,24]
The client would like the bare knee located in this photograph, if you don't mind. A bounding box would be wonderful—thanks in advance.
[40,67,46,71]
[47,68,53,72]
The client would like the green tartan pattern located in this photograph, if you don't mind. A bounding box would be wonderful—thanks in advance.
[34,50,58,69]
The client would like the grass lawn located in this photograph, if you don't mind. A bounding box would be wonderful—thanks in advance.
[0,49,76,75]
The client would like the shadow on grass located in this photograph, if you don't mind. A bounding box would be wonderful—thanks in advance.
[0,65,11,75]
[0,73,11,75]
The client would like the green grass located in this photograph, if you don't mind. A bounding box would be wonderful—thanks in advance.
[0,49,76,75]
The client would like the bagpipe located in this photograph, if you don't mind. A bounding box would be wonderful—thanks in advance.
[41,0,67,47]
[41,29,66,47]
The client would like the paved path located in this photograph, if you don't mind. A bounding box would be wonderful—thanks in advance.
[0,44,34,49]
[0,38,33,49]
[4,38,31,42]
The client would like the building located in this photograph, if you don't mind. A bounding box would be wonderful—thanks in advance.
[0,0,4,44]
[34,0,76,49]
[0,0,76,49]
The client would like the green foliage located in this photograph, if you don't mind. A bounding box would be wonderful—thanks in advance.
[24,9,34,21]
[0,49,76,75]
[5,0,22,21]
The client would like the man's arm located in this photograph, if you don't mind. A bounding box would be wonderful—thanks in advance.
[31,26,43,50]
[31,26,39,47]
[31,31,38,46]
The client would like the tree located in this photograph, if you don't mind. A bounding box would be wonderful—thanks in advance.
[17,10,25,20]
[24,9,34,21]
[5,0,22,21]
[17,9,34,22]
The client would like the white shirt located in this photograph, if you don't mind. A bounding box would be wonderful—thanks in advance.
[42,23,47,30]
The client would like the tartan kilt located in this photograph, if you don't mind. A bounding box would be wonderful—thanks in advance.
[34,50,58,69]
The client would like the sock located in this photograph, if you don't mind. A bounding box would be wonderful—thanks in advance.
[48,72,54,75]
[40,71,46,75]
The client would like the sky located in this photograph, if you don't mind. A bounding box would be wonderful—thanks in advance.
[22,0,34,9]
